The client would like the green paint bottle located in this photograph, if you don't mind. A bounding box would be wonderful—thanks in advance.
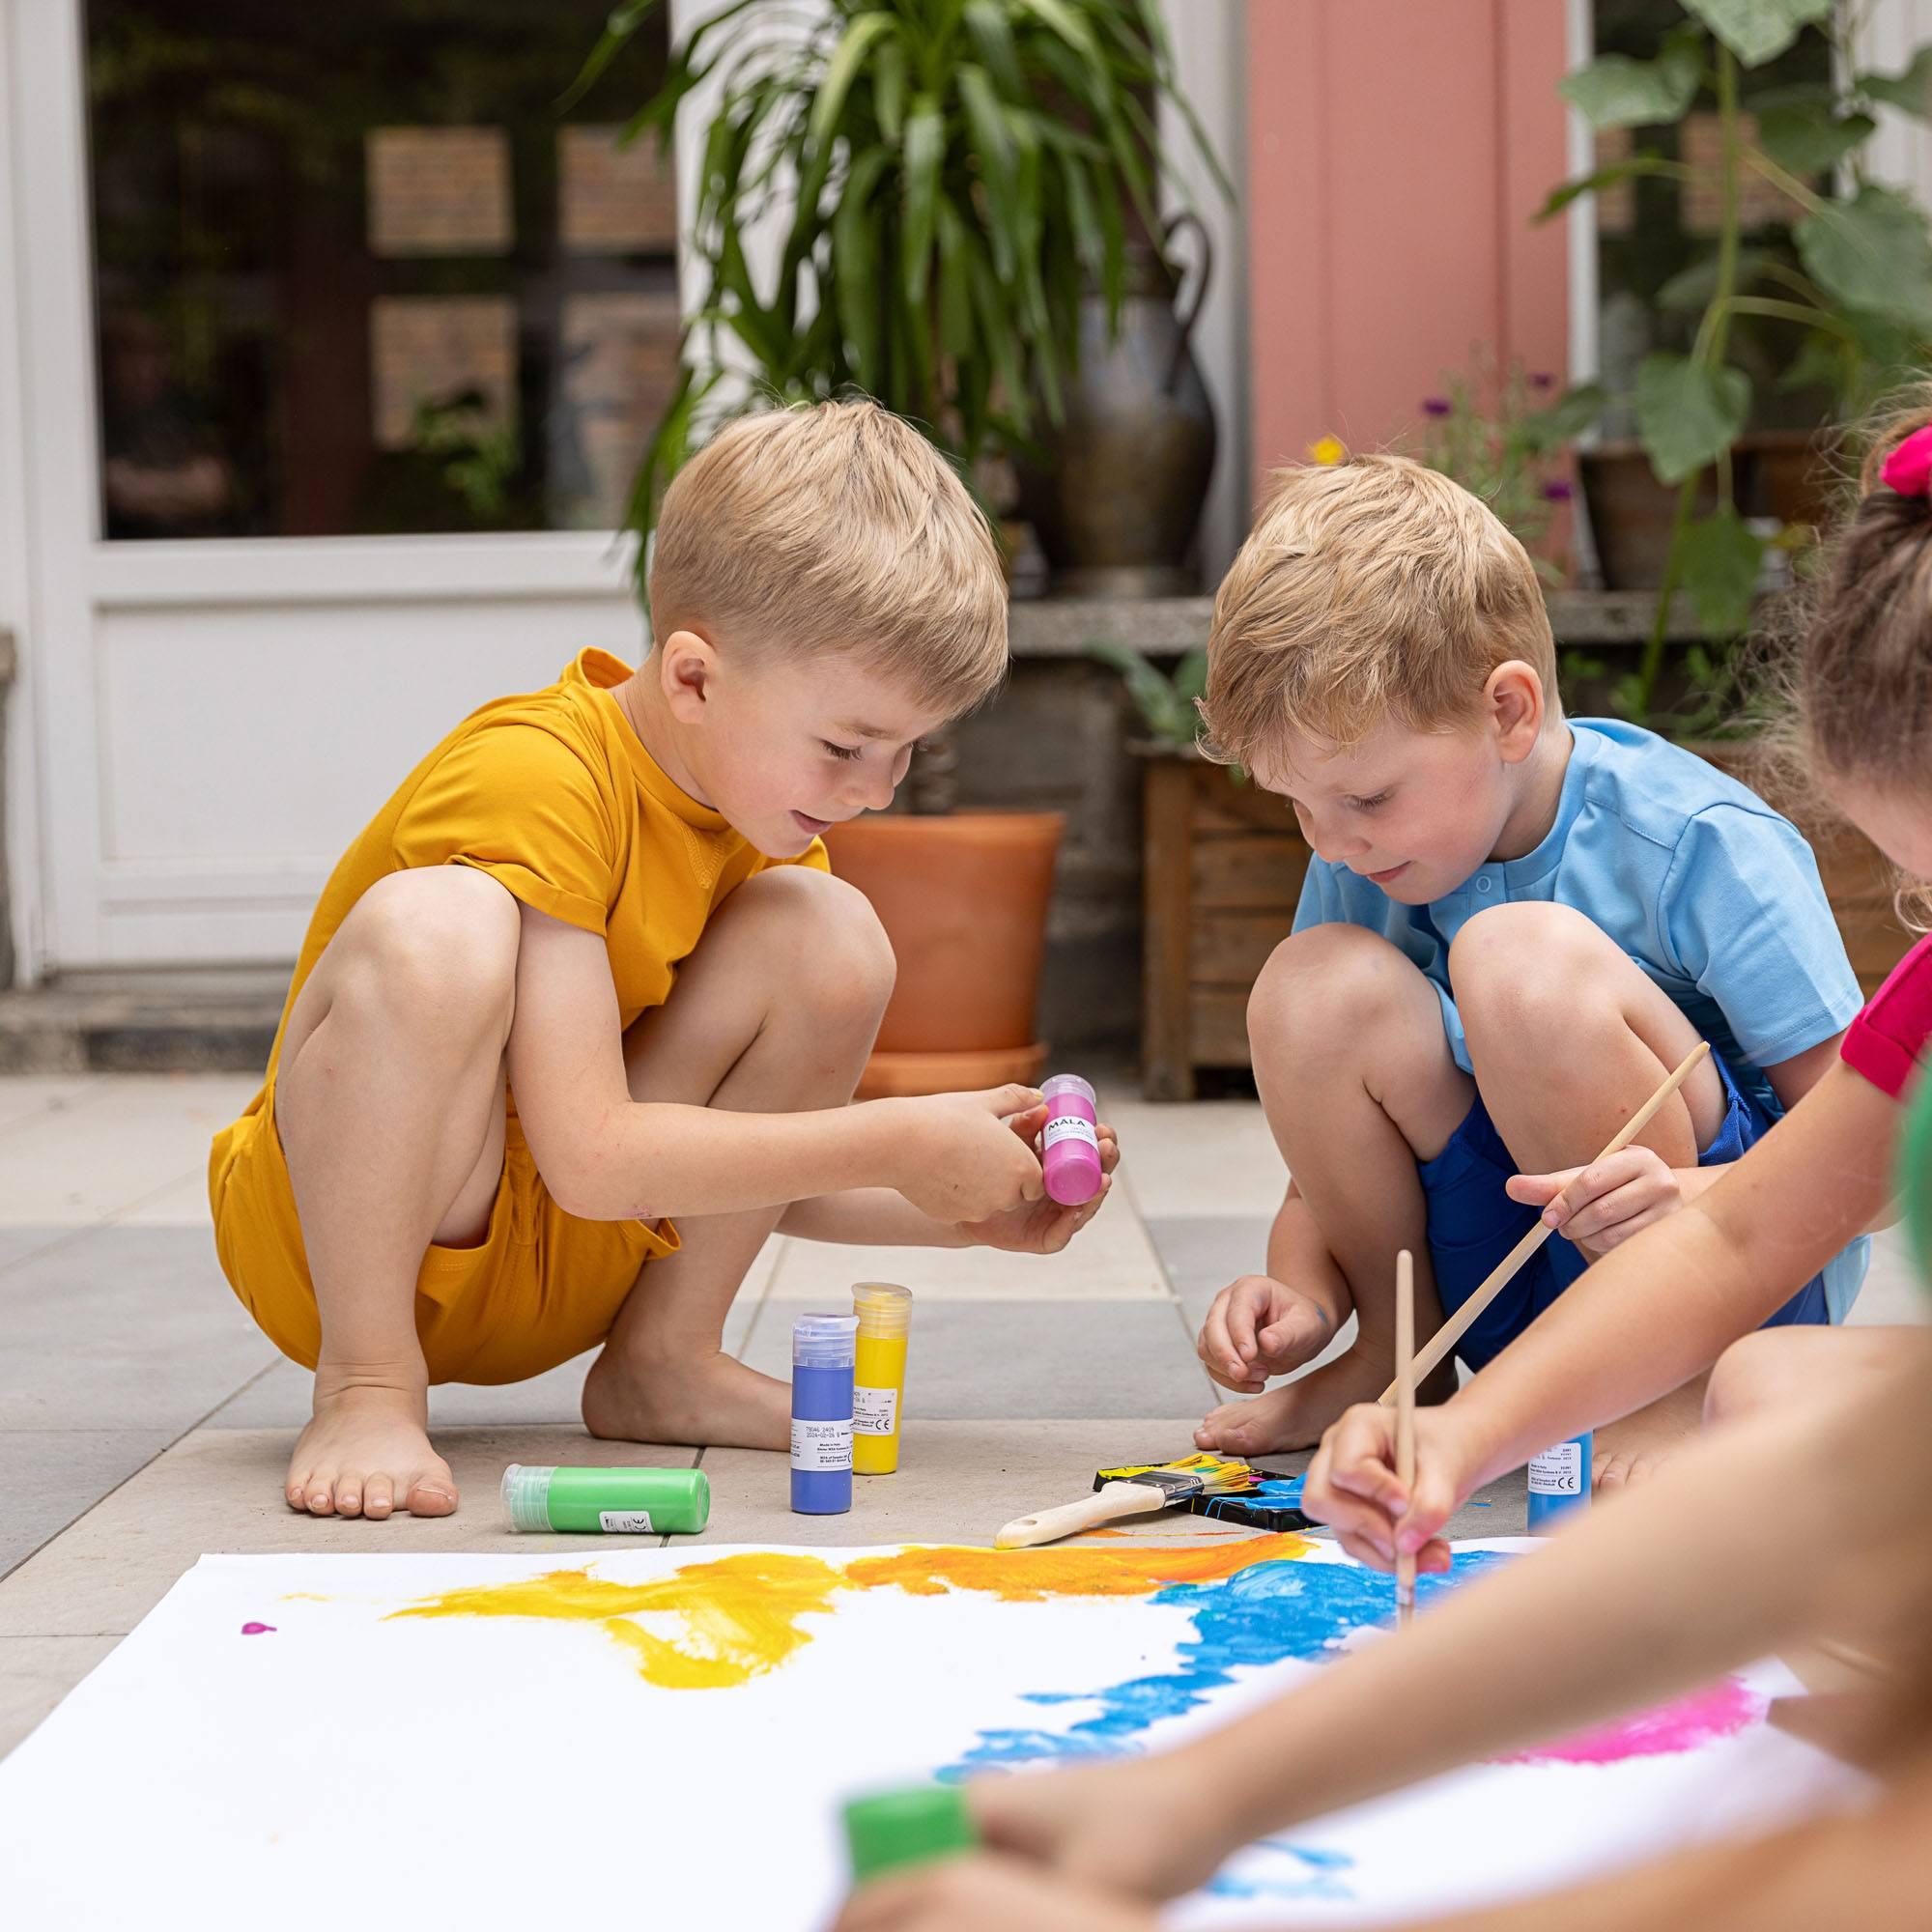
[843,1785,978,1884]
[500,1463,710,1535]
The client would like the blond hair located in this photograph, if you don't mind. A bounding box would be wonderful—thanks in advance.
[648,397,1009,716]
[1200,453,1556,769]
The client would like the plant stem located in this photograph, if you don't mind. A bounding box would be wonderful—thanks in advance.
[1643,43,1745,720]
[1722,295,1858,339]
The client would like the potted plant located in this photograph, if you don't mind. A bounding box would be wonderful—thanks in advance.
[1089,641,1311,1100]
[578,0,1222,1093]
[1542,1,1930,991]
[1412,355,1598,586]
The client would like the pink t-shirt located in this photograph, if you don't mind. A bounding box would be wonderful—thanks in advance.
[1841,933,1932,1099]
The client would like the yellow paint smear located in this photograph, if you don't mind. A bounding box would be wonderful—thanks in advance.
[387,1532,1310,1691]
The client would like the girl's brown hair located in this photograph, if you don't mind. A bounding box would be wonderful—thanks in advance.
[1800,388,1932,795]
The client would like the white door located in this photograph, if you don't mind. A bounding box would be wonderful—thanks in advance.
[1,0,685,973]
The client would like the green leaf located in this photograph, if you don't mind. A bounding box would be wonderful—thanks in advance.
[1796,185,1932,330]
[1774,327,1848,394]
[831,144,893,385]
[1657,247,1776,311]
[1088,639,1194,745]
[1558,43,1700,130]
[956,63,1020,281]
[799,11,897,214]
[962,1,1024,97]
[1524,381,1610,449]
[1538,153,1670,219]
[1014,0,1103,69]
[1754,102,1875,175]
[1634,353,1750,482]
[1683,0,1832,69]
[900,96,944,305]
[1676,507,1765,639]
[873,38,906,142]
[1861,45,1932,117]
[934,203,977,361]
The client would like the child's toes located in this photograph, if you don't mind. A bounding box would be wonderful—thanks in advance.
[405,1473,457,1517]
[333,1471,366,1518]
[303,1478,338,1516]
[362,1475,396,1520]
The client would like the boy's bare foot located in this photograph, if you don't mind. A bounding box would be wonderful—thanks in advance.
[1593,1375,1709,1492]
[582,1345,791,1451]
[1192,1343,1396,1459]
[285,1384,457,1519]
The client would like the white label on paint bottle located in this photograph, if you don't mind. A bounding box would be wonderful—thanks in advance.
[791,1417,853,1471]
[1527,1441,1584,1496]
[853,1385,899,1436]
[1043,1115,1099,1151]
[598,1509,655,1534]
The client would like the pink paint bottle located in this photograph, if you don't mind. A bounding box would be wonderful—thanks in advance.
[1040,1073,1102,1206]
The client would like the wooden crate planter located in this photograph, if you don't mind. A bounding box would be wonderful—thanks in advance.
[1141,753,1312,1100]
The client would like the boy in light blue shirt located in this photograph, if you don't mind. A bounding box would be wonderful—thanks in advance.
[1188,455,1864,1485]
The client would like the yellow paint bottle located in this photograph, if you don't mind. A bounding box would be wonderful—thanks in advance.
[851,1282,913,1475]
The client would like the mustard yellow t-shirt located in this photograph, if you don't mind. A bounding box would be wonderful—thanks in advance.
[262,644,830,1087]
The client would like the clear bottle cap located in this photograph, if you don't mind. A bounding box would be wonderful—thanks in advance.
[853,1282,912,1337]
[500,1463,556,1533]
[793,1312,860,1368]
[1040,1072,1096,1108]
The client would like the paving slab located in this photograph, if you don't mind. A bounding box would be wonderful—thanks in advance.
[766,1188,1166,1302]
[0,1226,276,1432]
[0,1426,698,1641]
[0,1430,180,1579]
[0,1635,121,1759]
[694,1417,1274,1548]
[1103,1095,1286,1219]
[741,1297,1216,1419]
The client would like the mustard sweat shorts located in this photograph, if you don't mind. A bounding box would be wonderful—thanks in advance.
[208,1084,680,1384]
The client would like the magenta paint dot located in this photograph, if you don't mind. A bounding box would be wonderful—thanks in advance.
[1498,1676,1765,1767]
[240,1622,276,1635]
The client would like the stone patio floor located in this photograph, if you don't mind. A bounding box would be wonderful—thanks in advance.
[1,1070,1921,1756]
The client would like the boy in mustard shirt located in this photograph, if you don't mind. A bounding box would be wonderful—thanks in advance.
[209,400,1113,1520]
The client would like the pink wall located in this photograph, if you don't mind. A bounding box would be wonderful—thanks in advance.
[1247,0,1572,492]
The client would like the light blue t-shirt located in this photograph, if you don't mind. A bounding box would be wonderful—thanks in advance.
[1293,718,1868,1317]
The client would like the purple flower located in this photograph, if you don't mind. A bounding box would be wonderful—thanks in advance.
[1422,396,1453,417]
[1542,479,1574,502]
[1530,372,1555,389]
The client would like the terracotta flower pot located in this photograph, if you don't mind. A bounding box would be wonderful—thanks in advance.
[824,812,1065,1097]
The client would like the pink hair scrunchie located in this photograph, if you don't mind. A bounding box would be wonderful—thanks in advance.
[1881,422,1932,497]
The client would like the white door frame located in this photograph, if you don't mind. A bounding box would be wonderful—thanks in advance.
[5,0,646,976]
[0,0,47,983]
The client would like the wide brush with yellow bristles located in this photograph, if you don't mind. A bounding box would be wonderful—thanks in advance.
[994,1452,1268,1550]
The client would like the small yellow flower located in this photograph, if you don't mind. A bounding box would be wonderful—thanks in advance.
[1308,435,1347,467]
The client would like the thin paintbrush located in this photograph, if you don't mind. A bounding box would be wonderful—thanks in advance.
[1379,1041,1712,1403]
[1394,1247,1416,1631]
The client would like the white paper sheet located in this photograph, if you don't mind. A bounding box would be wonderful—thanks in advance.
[0,1536,1862,1929]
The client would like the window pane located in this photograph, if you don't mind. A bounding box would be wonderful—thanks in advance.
[1590,0,1834,440]
[85,1,678,539]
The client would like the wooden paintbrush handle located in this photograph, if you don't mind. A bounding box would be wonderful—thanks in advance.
[994,1481,1168,1550]
[1378,1041,1712,1403]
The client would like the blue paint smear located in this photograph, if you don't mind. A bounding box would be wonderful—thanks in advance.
[942,1549,1509,1779]
[1208,1838,1358,1902]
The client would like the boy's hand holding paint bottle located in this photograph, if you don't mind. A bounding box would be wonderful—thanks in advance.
[953,1074,1121,1255]
[886,1084,1052,1224]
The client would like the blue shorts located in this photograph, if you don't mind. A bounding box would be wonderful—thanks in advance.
[1419,1048,1832,1371]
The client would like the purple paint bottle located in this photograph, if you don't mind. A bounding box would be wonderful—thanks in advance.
[1040,1073,1101,1207]
[791,1314,859,1515]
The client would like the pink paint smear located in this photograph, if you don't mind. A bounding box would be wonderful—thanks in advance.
[1499,1677,1767,1767]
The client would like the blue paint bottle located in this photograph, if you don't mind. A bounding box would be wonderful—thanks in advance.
[1526,1432,1592,1531]
[791,1314,859,1515]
